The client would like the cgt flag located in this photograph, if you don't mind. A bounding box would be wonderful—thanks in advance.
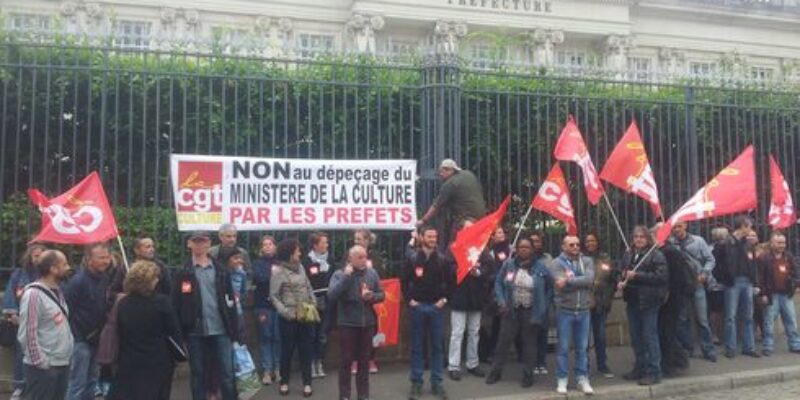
[532,163,578,235]
[600,120,663,218]
[768,155,797,230]
[373,278,402,347]
[450,196,511,285]
[655,145,756,244]
[28,171,119,244]
[553,115,605,205]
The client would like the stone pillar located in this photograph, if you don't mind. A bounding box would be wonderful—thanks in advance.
[431,20,468,56]
[526,28,564,67]
[604,34,634,73]
[345,12,385,54]
[158,8,201,50]
[60,1,106,39]
[254,16,293,57]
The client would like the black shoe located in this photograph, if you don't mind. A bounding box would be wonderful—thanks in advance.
[724,349,735,359]
[485,370,502,385]
[790,348,800,354]
[638,376,661,386]
[448,370,461,381]
[598,366,615,378]
[623,370,642,381]
[431,384,449,400]
[467,367,486,378]
[743,350,761,358]
[408,383,422,400]
[520,370,534,388]
[704,354,718,363]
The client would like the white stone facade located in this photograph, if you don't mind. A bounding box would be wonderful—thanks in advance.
[3,0,800,84]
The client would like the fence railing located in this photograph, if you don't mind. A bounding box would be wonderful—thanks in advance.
[0,41,798,271]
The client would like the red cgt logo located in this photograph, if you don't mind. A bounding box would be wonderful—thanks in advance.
[177,161,223,212]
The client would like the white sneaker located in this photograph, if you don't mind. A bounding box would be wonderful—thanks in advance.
[311,361,320,378]
[557,378,568,394]
[11,389,23,400]
[318,360,327,377]
[577,376,594,395]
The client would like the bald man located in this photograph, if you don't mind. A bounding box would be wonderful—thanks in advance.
[328,246,385,400]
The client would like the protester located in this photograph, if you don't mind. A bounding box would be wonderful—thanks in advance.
[173,231,239,400]
[402,226,453,400]
[64,243,113,400]
[303,231,334,379]
[209,223,252,268]
[328,245,385,400]
[271,238,316,397]
[479,226,511,364]
[3,243,47,399]
[757,231,800,355]
[714,216,761,359]
[708,226,732,343]
[658,232,695,378]
[619,226,668,386]
[109,261,181,400]
[669,222,717,362]
[353,229,385,374]
[131,236,173,296]
[584,232,619,378]
[550,235,595,395]
[485,238,550,388]
[217,246,249,338]
[417,159,487,246]
[17,250,73,400]
[530,230,553,376]
[447,220,490,381]
[252,235,281,385]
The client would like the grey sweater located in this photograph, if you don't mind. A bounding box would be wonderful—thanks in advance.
[270,262,316,321]
[17,283,74,368]
[328,267,385,327]
[548,253,595,312]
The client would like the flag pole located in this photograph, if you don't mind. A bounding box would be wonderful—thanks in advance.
[602,192,630,251]
[511,203,534,249]
[116,235,130,272]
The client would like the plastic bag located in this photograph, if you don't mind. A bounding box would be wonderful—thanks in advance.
[233,342,256,378]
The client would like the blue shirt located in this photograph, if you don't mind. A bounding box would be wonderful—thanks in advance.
[195,264,225,336]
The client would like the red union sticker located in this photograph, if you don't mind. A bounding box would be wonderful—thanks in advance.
[53,312,65,325]
[176,161,223,213]
[415,266,424,278]
[181,281,193,294]
[779,263,787,273]
[309,266,319,275]
[498,252,507,261]
[506,271,514,282]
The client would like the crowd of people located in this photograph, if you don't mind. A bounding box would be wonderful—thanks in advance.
[2,159,799,400]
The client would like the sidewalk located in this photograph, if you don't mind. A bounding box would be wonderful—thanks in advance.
[170,338,800,400]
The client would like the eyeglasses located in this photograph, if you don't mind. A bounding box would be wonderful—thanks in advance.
[566,243,580,247]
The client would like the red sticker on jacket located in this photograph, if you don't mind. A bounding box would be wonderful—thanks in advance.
[498,252,507,261]
[506,271,514,282]
[366,260,373,268]
[310,266,319,275]
[181,281,193,294]
[748,253,754,260]
[779,264,787,273]
[415,266,424,278]
[53,312,65,325]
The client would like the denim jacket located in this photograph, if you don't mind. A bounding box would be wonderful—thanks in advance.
[3,266,38,314]
[493,256,552,325]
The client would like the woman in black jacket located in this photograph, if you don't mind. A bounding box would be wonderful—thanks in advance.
[110,260,181,400]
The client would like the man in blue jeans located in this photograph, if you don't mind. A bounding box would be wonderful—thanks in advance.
[549,235,595,395]
[715,216,761,359]
[173,231,240,400]
[64,243,112,400]
[757,232,800,356]
[402,227,453,400]
[669,221,718,363]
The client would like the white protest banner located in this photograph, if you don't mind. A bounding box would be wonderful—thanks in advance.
[170,154,417,231]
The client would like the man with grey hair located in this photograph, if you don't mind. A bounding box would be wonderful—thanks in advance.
[417,159,486,246]
[210,223,251,268]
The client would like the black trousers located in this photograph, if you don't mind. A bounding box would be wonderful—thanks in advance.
[491,309,539,373]
[22,364,69,400]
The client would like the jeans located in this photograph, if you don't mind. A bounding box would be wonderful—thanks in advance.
[410,303,444,385]
[256,308,282,372]
[627,304,662,379]
[338,326,374,399]
[66,341,98,400]
[676,286,717,357]
[23,364,69,400]
[490,309,538,373]
[14,336,24,390]
[448,310,481,371]
[555,310,590,380]
[187,335,237,400]
[590,309,609,370]
[279,318,314,386]
[536,324,548,367]
[762,293,800,352]
[724,277,756,353]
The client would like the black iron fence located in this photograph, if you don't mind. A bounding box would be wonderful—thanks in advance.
[1,41,798,271]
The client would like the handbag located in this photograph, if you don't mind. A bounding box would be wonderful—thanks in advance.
[167,336,188,362]
[295,302,321,324]
[0,318,16,348]
[95,294,125,365]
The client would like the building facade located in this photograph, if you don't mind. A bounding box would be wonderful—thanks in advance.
[3,0,800,84]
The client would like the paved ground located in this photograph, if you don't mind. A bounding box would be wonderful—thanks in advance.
[169,335,800,400]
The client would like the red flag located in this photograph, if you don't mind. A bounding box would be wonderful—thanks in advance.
[553,115,605,205]
[655,146,756,243]
[532,163,578,235]
[28,171,119,244]
[768,155,796,230]
[450,196,511,285]
[600,121,662,218]
[373,278,402,347]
